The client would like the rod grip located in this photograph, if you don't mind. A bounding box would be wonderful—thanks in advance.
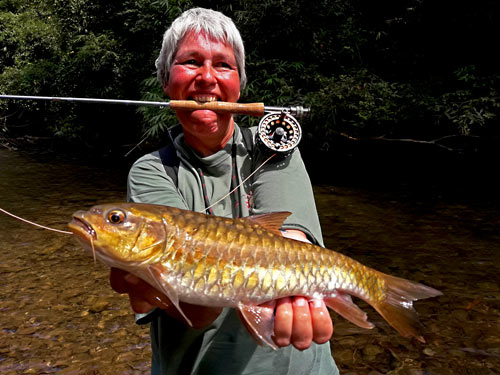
[169,100,265,117]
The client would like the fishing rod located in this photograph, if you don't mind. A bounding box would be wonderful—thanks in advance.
[0,94,308,156]
[0,94,309,118]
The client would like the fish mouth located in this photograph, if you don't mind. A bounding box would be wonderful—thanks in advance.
[68,214,97,240]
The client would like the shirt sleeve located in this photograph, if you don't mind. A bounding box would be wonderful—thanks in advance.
[251,148,324,247]
[127,151,188,210]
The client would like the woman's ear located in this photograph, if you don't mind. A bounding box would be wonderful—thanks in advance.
[162,81,169,97]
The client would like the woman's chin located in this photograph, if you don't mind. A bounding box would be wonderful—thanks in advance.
[178,110,217,127]
[181,112,233,135]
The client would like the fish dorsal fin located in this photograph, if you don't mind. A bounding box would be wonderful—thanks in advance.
[244,212,291,235]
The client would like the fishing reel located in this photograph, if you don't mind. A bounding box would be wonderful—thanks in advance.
[256,106,308,158]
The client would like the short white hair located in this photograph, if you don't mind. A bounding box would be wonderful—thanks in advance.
[156,8,247,90]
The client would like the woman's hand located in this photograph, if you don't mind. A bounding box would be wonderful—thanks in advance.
[109,267,222,329]
[271,229,334,350]
[271,297,333,350]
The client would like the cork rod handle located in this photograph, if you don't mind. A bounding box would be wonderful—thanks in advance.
[169,100,265,117]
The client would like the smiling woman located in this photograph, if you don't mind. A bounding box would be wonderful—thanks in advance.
[164,31,241,155]
[110,7,339,375]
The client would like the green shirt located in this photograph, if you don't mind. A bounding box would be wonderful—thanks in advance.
[127,125,338,375]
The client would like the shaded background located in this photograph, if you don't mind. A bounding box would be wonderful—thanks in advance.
[1,0,499,178]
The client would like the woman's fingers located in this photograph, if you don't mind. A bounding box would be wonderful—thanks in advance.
[273,297,293,347]
[309,299,333,344]
[290,297,313,350]
[109,267,170,313]
[127,281,171,313]
[273,296,314,351]
[109,267,131,293]
[273,297,333,350]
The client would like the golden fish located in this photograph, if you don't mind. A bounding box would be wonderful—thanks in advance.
[68,203,441,349]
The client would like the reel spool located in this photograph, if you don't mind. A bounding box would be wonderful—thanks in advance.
[257,111,302,157]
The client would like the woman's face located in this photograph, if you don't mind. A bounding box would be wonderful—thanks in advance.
[164,31,240,152]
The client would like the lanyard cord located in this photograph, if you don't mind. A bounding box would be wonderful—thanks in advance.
[197,167,215,216]
[201,151,276,216]
[196,132,277,217]
[230,142,241,217]
[197,142,238,217]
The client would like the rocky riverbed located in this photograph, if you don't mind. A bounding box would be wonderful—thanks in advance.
[1,149,499,374]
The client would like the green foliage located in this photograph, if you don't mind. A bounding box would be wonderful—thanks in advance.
[0,0,499,153]
[138,76,179,139]
[434,68,499,135]
[49,117,83,141]
[58,32,124,96]
[239,57,308,127]
[303,71,401,142]
[0,11,60,69]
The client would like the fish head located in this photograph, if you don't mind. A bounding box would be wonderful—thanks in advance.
[68,203,167,267]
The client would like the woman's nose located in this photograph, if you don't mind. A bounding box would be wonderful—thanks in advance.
[197,62,216,85]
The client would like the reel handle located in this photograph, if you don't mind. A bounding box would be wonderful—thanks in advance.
[170,100,265,117]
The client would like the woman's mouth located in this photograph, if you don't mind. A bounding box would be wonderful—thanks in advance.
[189,95,219,103]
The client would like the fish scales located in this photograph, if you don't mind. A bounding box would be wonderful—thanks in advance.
[160,208,382,306]
[174,206,382,305]
[69,203,442,346]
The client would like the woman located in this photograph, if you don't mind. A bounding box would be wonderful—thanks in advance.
[111,8,339,375]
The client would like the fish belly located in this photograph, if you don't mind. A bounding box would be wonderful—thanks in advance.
[155,212,384,308]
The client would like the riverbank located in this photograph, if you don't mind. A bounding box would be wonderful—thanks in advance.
[301,133,500,203]
[4,131,500,196]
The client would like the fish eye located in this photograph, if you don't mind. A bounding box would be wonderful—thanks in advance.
[107,210,126,224]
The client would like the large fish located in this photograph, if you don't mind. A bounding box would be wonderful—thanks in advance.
[68,203,441,348]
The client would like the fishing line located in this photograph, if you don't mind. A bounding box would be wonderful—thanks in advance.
[0,151,276,232]
[90,236,97,264]
[204,153,276,212]
[124,135,148,157]
[0,207,72,235]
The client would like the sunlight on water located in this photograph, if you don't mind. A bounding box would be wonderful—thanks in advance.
[316,185,500,374]
[1,149,499,374]
[0,150,151,374]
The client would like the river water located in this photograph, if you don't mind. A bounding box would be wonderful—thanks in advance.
[0,148,499,374]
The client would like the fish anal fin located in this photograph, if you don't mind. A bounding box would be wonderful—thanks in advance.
[372,274,442,343]
[148,264,193,327]
[244,212,292,235]
[237,302,277,350]
[325,293,374,329]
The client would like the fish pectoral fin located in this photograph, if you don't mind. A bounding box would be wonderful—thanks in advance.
[237,302,278,350]
[147,264,193,327]
[244,212,291,235]
[325,293,375,329]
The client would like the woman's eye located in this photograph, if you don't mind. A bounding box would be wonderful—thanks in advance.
[107,210,126,224]
[217,62,233,69]
[182,59,199,66]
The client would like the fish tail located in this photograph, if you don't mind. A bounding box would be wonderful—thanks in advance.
[371,273,442,342]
